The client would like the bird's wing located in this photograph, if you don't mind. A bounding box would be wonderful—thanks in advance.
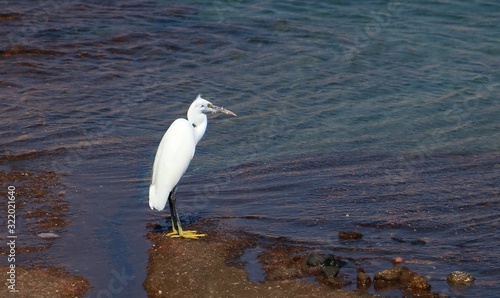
[149,119,196,211]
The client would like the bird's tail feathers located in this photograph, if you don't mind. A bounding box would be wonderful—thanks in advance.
[149,184,156,210]
[149,184,168,211]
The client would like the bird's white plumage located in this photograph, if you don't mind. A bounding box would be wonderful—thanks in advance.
[149,118,195,211]
[148,95,236,213]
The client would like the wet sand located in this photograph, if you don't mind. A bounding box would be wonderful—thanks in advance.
[144,219,374,297]
[0,168,91,297]
[0,265,90,297]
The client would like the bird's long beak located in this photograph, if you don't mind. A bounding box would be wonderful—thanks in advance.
[214,105,237,117]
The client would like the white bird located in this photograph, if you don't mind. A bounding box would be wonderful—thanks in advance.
[149,94,236,239]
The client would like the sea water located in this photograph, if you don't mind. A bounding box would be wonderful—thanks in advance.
[1,1,498,297]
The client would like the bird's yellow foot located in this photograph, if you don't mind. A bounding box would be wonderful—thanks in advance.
[166,231,178,237]
[171,230,206,239]
[166,228,205,239]
[166,225,179,237]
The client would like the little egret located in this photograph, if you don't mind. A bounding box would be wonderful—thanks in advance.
[149,94,236,239]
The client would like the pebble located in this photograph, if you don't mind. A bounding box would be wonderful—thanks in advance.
[447,271,475,286]
[38,232,60,239]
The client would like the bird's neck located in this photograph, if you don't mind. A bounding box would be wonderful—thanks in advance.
[191,114,207,145]
[193,120,207,145]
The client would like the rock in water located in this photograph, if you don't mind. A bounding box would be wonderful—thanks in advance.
[338,231,363,240]
[400,269,431,291]
[374,266,409,282]
[306,253,329,267]
[307,253,345,279]
[323,255,346,268]
[374,266,442,296]
[322,266,340,278]
[447,271,475,286]
[306,253,345,268]
[357,268,371,290]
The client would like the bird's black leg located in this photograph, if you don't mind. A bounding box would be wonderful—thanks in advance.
[165,186,206,239]
[167,186,180,236]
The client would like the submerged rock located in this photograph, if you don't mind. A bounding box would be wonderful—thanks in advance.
[338,231,363,240]
[323,277,345,289]
[410,239,427,245]
[447,271,475,286]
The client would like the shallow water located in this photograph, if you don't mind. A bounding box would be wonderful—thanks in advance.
[1,0,499,297]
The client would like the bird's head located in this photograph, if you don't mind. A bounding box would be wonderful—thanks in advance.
[190,94,237,117]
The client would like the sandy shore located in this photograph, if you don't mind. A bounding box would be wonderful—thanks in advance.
[0,265,90,297]
[143,219,374,298]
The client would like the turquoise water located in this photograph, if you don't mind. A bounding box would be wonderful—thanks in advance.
[1,1,499,297]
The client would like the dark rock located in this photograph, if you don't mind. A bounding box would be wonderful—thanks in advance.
[338,231,363,240]
[357,268,372,290]
[305,253,345,268]
[322,265,340,278]
[306,253,329,267]
[322,256,346,268]
[410,239,426,245]
[307,253,346,279]
[447,271,475,286]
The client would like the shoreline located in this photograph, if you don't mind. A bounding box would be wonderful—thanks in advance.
[143,218,375,297]
[0,165,474,297]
